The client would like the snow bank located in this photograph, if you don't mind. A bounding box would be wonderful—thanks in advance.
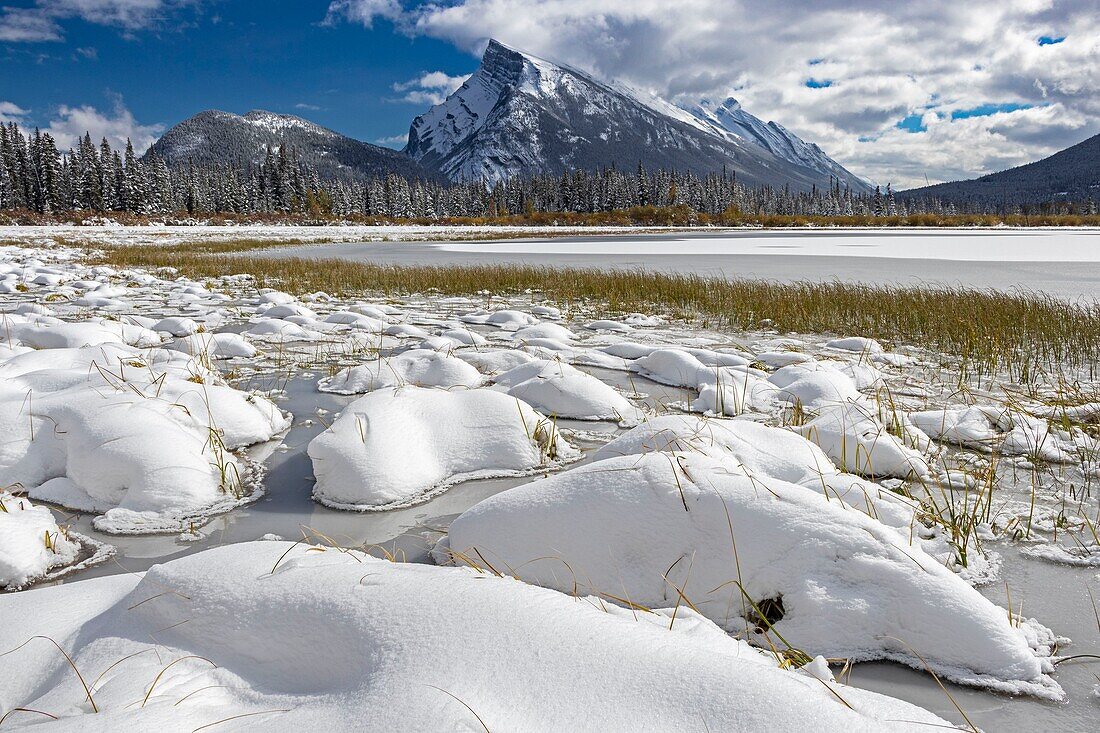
[456,348,538,375]
[461,309,539,330]
[165,332,257,360]
[797,403,931,479]
[0,344,289,533]
[317,349,482,394]
[912,406,1085,462]
[0,491,80,589]
[437,453,1060,698]
[593,415,947,551]
[633,348,777,415]
[0,541,951,732]
[493,359,643,422]
[309,387,578,510]
[911,406,1007,448]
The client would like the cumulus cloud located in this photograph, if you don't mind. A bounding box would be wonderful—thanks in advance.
[374,132,410,148]
[324,0,401,28]
[0,0,205,42]
[0,101,30,124]
[0,7,62,42]
[391,70,471,105]
[44,96,164,153]
[330,0,1100,187]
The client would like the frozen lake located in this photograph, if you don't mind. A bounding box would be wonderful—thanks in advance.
[266,228,1100,301]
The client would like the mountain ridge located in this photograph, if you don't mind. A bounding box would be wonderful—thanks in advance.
[404,39,870,192]
[900,133,1099,206]
[144,109,436,181]
[144,40,869,192]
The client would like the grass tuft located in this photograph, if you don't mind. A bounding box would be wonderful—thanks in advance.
[92,241,1100,385]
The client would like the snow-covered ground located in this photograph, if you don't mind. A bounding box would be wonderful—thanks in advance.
[0,223,678,248]
[0,542,952,732]
[2,229,1100,730]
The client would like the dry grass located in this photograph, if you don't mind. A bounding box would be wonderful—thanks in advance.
[93,241,1100,384]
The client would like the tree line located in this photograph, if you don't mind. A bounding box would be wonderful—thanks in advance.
[1,123,1095,221]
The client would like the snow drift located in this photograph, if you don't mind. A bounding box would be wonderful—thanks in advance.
[309,386,578,510]
[437,452,1060,697]
[0,541,952,732]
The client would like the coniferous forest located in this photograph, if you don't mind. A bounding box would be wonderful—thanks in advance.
[1,123,1096,224]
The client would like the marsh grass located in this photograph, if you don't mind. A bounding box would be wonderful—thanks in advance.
[94,240,1100,385]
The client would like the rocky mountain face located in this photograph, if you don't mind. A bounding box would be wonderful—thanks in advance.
[145,109,436,181]
[404,40,869,191]
[686,98,863,189]
[900,132,1100,206]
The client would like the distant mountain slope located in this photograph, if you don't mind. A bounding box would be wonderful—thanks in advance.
[405,40,870,192]
[686,98,862,189]
[145,110,435,181]
[900,133,1100,206]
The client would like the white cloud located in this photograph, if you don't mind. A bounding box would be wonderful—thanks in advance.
[330,0,1100,187]
[324,0,401,28]
[44,97,163,154]
[374,132,409,148]
[0,0,204,42]
[0,101,30,124]
[391,70,471,105]
[0,7,62,42]
[295,103,322,111]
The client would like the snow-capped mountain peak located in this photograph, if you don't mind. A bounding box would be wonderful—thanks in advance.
[405,40,869,191]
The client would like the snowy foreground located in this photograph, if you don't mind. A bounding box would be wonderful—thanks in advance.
[2,232,1100,729]
[0,223,674,249]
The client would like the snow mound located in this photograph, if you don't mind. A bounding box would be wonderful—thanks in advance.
[437,453,1060,698]
[461,309,539,330]
[5,317,161,349]
[770,361,868,408]
[593,415,936,539]
[797,403,931,479]
[323,311,386,332]
[912,406,1085,462]
[595,415,836,485]
[633,348,778,415]
[244,318,322,342]
[512,322,577,342]
[317,349,483,394]
[0,344,289,533]
[457,348,538,375]
[911,406,1007,448]
[308,387,578,510]
[494,359,643,422]
[826,337,884,354]
[0,541,952,732]
[0,491,80,589]
[165,332,257,360]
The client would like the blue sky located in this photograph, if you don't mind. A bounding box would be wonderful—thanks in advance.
[1,0,1097,187]
[0,1,476,149]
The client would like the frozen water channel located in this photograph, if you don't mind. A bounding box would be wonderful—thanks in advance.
[266,228,1100,302]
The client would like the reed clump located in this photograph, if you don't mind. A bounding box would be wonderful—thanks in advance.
[94,241,1100,383]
